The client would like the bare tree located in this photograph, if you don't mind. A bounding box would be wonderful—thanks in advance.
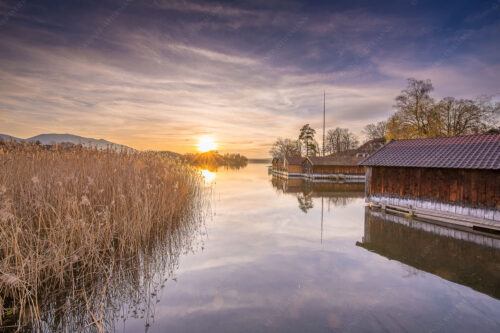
[362,121,387,140]
[435,96,498,136]
[370,79,499,140]
[437,97,474,136]
[389,93,499,139]
[269,138,301,158]
[325,128,359,154]
[389,78,437,139]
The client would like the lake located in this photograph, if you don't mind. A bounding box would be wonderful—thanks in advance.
[114,163,500,332]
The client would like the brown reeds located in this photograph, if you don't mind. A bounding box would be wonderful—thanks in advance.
[0,141,206,331]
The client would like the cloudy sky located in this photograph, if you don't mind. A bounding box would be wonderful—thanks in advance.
[0,0,499,157]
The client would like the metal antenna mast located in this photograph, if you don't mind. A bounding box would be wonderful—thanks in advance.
[322,91,326,156]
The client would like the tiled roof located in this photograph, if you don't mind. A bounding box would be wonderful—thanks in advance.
[306,156,365,166]
[359,133,500,169]
[284,156,306,165]
[356,137,386,154]
[327,138,386,158]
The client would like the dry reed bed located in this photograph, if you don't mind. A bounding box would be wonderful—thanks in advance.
[0,142,205,330]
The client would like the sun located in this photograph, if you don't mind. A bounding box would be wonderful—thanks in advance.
[197,136,217,153]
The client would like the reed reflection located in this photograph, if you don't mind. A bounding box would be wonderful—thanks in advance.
[357,207,500,300]
[10,199,208,332]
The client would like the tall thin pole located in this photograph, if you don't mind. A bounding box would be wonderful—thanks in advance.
[322,91,326,156]
[321,196,324,244]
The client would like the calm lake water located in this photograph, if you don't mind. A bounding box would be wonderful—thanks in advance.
[115,163,500,333]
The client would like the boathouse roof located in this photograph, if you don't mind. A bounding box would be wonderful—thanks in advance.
[306,155,365,166]
[330,138,386,158]
[284,156,306,165]
[359,133,500,169]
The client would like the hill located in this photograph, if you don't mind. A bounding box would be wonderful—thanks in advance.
[0,134,25,142]
[0,133,133,151]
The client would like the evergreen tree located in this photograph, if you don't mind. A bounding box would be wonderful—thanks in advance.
[298,124,317,156]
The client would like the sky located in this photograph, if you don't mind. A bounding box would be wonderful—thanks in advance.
[0,0,499,157]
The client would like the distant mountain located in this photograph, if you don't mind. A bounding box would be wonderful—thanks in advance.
[0,134,25,142]
[0,133,134,151]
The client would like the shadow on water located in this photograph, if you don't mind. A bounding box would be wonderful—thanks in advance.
[357,207,500,300]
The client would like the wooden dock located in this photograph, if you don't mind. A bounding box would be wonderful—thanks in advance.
[368,201,500,233]
[271,169,365,182]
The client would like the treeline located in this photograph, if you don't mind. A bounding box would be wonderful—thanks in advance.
[2,140,249,171]
[222,153,248,167]
[269,124,361,158]
[183,151,248,170]
[364,78,500,140]
[270,78,499,158]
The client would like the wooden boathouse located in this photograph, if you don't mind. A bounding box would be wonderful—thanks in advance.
[271,157,282,171]
[284,156,305,175]
[360,133,500,228]
[273,156,305,178]
[302,156,366,181]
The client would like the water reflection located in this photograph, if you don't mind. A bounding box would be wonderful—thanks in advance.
[200,169,216,183]
[358,207,500,300]
[18,197,208,332]
[271,176,364,212]
[27,164,500,332]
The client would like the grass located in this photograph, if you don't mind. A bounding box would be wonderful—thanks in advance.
[0,142,205,331]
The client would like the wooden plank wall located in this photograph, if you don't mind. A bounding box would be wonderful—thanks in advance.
[365,166,372,197]
[312,182,365,193]
[369,167,500,208]
[312,165,366,174]
[287,165,303,173]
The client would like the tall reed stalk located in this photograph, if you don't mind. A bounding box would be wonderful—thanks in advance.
[0,142,205,331]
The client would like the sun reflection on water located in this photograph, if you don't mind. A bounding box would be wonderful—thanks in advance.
[200,169,216,183]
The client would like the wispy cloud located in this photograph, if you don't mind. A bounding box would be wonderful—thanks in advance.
[0,0,499,156]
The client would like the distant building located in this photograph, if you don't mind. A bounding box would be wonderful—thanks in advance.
[327,137,386,158]
[271,156,305,178]
[352,137,386,157]
[271,157,282,171]
[270,138,386,181]
[360,133,500,225]
[302,156,365,181]
[283,156,306,175]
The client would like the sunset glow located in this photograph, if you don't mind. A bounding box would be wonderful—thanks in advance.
[1,1,499,331]
[200,169,216,183]
[0,0,498,159]
[197,136,217,153]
